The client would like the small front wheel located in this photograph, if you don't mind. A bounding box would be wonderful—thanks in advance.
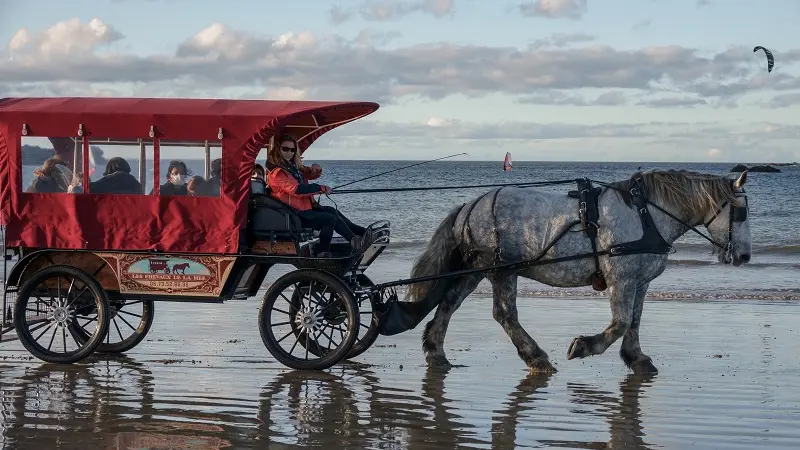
[14,265,110,364]
[259,269,359,370]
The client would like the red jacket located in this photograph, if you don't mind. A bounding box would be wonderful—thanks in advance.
[266,163,323,211]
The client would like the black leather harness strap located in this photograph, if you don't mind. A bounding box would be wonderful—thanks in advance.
[608,177,672,257]
[575,178,606,290]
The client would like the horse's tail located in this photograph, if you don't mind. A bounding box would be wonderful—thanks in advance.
[406,203,465,303]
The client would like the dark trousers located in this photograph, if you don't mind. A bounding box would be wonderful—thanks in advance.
[296,206,366,252]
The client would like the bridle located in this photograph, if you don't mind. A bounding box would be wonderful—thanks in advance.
[598,177,749,259]
[703,183,749,260]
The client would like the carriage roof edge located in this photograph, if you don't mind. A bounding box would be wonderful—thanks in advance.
[0,97,380,155]
[0,97,380,254]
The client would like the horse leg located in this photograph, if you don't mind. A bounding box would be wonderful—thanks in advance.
[422,274,483,369]
[490,273,556,374]
[567,282,635,360]
[619,282,659,374]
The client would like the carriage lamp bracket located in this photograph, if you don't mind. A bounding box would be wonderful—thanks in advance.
[77,124,84,137]
[21,124,28,136]
[218,127,224,140]
[149,126,155,138]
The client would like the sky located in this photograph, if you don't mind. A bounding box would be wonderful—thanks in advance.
[1,0,800,162]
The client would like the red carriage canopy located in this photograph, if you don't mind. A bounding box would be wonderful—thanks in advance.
[0,97,379,253]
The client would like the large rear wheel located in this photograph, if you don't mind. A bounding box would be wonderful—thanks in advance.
[288,273,379,361]
[259,269,359,370]
[14,265,110,364]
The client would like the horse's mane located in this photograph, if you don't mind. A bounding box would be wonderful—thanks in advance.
[610,169,741,217]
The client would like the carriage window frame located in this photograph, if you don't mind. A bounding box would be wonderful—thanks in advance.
[153,137,223,198]
[83,136,155,196]
[19,133,86,196]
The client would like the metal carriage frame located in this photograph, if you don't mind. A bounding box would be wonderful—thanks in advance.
[0,96,394,370]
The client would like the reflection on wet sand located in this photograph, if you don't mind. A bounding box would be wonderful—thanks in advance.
[542,374,654,450]
[0,356,661,450]
[0,356,230,449]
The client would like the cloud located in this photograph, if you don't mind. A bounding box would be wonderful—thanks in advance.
[3,19,800,107]
[517,0,588,19]
[6,18,123,61]
[767,92,800,108]
[517,89,628,106]
[637,96,708,108]
[329,0,455,24]
[426,117,447,126]
[527,32,595,49]
[707,148,722,158]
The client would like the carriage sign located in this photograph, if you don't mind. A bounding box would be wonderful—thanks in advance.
[96,253,236,297]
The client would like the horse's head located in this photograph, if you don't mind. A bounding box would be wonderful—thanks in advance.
[703,171,751,266]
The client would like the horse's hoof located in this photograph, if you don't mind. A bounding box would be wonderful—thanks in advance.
[567,337,590,360]
[426,354,452,370]
[631,358,659,375]
[528,359,556,374]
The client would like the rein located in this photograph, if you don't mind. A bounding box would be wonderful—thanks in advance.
[331,177,745,253]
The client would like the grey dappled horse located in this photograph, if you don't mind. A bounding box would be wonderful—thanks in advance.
[404,169,751,375]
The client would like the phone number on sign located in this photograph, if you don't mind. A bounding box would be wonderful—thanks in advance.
[148,280,193,289]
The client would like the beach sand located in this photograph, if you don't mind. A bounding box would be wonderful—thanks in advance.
[1,294,799,449]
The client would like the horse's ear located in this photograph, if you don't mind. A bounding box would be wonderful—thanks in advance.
[734,170,748,189]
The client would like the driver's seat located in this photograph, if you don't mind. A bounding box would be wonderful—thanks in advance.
[247,178,316,253]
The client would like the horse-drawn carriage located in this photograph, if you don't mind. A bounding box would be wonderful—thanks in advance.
[0,97,392,370]
[0,97,754,375]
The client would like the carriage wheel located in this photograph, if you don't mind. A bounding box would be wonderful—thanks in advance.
[289,274,379,360]
[13,265,110,364]
[72,299,155,353]
[258,269,359,370]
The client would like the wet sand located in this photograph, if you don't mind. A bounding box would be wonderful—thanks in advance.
[1,294,799,449]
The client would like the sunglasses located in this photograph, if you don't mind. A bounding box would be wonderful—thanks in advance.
[280,146,296,153]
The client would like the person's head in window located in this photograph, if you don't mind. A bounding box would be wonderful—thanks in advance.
[210,158,221,179]
[32,157,73,192]
[104,157,132,176]
[187,175,205,196]
[166,160,191,185]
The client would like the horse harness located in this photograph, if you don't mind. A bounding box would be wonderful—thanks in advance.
[568,177,672,290]
[458,177,673,291]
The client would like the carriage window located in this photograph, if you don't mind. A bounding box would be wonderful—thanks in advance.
[21,136,84,194]
[87,138,154,195]
[157,140,222,198]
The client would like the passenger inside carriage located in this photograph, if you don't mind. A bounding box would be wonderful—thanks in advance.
[151,160,190,196]
[251,164,266,195]
[265,134,373,257]
[195,158,221,197]
[26,157,73,193]
[90,157,143,194]
[187,175,206,196]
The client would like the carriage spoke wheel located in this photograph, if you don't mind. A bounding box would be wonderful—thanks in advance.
[259,270,359,370]
[289,274,380,361]
[72,299,155,353]
[13,265,110,364]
